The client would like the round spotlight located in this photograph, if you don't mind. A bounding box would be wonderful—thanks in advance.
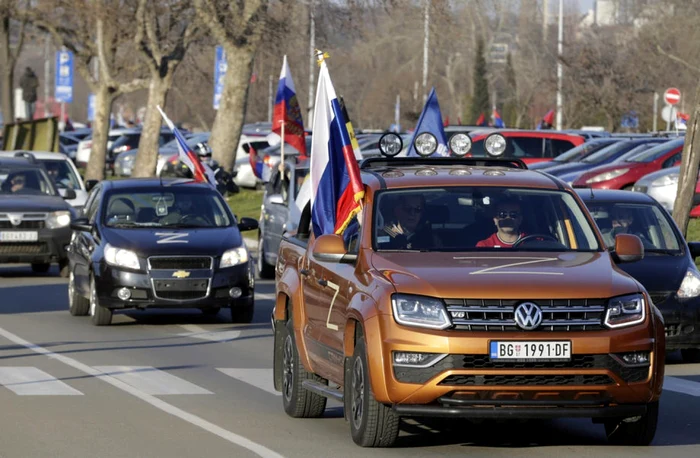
[117,287,131,301]
[484,133,507,157]
[449,133,472,157]
[229,287,243,299]
[378,133,404,157]
[415,168,437,176]
[414,133,438,157]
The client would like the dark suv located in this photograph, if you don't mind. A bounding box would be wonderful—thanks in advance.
[0,157,77,275]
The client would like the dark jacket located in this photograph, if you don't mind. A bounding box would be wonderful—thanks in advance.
[19,69,39,103]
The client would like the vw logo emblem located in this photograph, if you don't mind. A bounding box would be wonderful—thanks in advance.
[514,302,543,330]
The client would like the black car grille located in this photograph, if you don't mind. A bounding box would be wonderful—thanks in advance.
[0,243,49,254]
[439,374,615,386]
[444,298,605,331]
[148,256,212,270]
[394,354,648,385]
[152,279,209,301]
[0,220,45,229]
[665,324,681,337]
[649,292,673,305]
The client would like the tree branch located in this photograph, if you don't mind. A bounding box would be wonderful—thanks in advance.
[656,44,700,74]
[193,0,230,47]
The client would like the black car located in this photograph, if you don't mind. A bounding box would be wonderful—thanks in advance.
[578,189,700,362]
[67,178,258,326]
[256,158,308,278]
[0,157,77,275]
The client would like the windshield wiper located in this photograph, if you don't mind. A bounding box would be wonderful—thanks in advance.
[644,248,680,254]
[160,223,210,228]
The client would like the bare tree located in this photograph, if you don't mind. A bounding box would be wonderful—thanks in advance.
[34,0,148,180]
[130,0,199,177]
[0,0,27,123]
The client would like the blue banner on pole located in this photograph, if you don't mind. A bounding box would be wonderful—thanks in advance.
[213,46,227,110]
[55,50,74,103]
[87,94,95,122]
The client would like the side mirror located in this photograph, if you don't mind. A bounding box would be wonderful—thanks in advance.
[688,242,700,260]
[268,194,285,205]
[614,233,644,263]
[70,217,93,232]
[237,217,259,232]
[62,188,77,200]
[85,179,98,192]
[312,234,357,263]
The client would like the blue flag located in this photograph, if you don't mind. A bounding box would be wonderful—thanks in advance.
[407,87,449,157]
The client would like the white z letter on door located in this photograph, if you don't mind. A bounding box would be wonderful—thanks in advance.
[325,281,340,331]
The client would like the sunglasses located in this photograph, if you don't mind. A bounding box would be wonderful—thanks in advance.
[497,211,520,219]
[401,205,423,215]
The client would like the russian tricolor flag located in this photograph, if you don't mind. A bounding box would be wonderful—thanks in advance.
[272,55,307,158]
[310,61,364,237]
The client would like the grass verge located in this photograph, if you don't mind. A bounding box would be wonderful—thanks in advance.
[226,188,263,240]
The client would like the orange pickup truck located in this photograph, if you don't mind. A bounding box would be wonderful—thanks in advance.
[271,146,665,448]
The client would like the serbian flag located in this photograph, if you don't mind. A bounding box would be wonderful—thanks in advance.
[157,106,216,185]
[272,55,307,158]
[310,61,364,237]
[492,109,505,128]
[248,144,264,179]
[476,113,488,127]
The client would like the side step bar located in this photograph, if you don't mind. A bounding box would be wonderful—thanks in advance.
[302,380,344,402]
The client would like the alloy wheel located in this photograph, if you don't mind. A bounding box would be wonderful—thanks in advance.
[282,334,294,401]
[351,357,365,430]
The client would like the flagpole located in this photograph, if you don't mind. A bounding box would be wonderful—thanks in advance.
[279,120,285,171]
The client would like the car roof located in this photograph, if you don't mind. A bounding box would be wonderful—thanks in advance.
[0,151,70,161]
[101,177,218,191]
[575,188,656,204]
[0,157,47,169]
[358,158,562,191]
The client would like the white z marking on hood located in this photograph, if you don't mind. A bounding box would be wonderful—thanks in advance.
[155,232,189,244]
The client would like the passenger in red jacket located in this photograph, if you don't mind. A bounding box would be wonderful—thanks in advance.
[477,199,526,248]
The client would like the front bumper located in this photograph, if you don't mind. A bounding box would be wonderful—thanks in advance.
[657,294,700,350]
[94,261,254,309]
[0,227,71,264]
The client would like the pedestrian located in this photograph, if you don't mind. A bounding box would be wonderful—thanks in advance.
[19,67,39,121]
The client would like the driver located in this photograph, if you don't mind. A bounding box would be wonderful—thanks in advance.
[45,162,72,188]
[6,172,27,193]
[159,194,206,225]
[476,199,526,248]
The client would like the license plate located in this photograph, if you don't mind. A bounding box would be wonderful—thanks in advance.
[490,341,571,361]
[0,231,38,242]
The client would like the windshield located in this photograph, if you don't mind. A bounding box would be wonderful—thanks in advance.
[585,201,681,252]
[40,160,81,190]
[103,189,233,228]
[628,139,683,163]
[581,141,642,164]
[373,187,600,252]
[553,139,618,162]
[0,167,57,196]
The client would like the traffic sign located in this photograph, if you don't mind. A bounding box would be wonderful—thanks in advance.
[661,105,677,123]
[664,87,681,105]
[213,46,227,110]
[55,50,74,103]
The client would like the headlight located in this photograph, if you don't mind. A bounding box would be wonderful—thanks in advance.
[104,243,140,270]
[678,269,700,298]
[46,211,71,229]
[604,293,646,329]
[221,246,249,268]
[651,174,679,187]
[391,294,451,329]
[585,168,629,184]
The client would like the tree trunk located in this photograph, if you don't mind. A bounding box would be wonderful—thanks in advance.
[85,86,113,181]
[132,75,170,177]
[672,85,700,236]
[209,44,255,172]
[0,14,14,123]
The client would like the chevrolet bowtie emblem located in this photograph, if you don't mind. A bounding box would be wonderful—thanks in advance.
[172,270,191,279]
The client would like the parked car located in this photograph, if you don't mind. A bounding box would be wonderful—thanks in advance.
[256,158,308,278]
[572,138,684,190]
[579,189,700,362]
[468,130,586,165]
[235,136,301,188]
[528,138,623,171]
[115,132,208,177]
[76,127,134,168]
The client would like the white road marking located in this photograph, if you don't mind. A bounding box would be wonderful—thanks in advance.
[0,326,285,458]
[255,293,275,301]
[0,367,83,396]
[177,324,241,342]
[664,376,700,397]
[93,366,213,395]
[216,368,280,396]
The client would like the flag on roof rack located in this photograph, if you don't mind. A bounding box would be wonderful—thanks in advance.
[406,87,449,157]
[157,106,216,185]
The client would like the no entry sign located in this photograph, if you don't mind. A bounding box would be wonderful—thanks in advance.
[664,88,681,105]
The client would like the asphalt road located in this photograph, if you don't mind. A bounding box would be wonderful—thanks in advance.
[1,263,700,458]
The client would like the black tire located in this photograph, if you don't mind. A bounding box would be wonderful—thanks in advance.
[89,275,113,326]
[604,401,658,446]
[348,333,400,447]
[31,263,51,274]
[59,260,70,278]
[681,348,700,363]
[201,307,221,316]
[256,236,275,280]
[231,300,254,323]
[282,319,327,418]
[68,270,89,316]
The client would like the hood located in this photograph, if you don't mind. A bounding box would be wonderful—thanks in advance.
[575,162,638,183]
[543,162,591,177]
[102,226,244,257]
[0,194,71,212]
[616,252,689,294]
[635,166,681,187]
[528,161,562,170]
[370,251,640,300]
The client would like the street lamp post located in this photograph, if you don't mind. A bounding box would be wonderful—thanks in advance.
[555,0,563,130]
